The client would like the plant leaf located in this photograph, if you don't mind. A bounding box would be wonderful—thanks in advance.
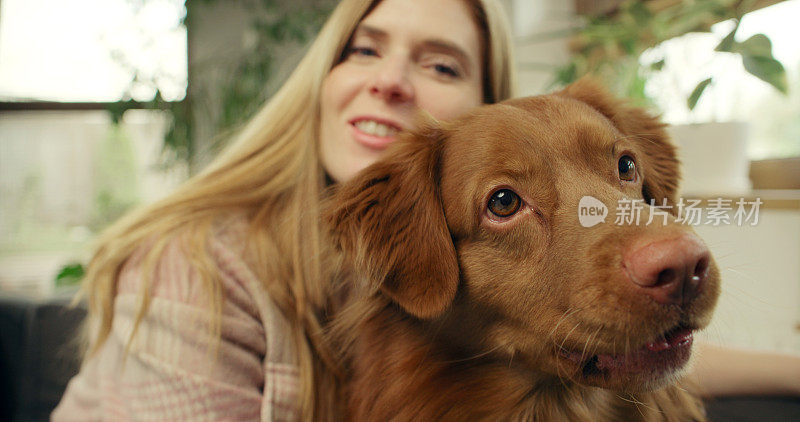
[714,22,739,52]
[742,56,789,94]
[650,59,665,71]
[554,62,578,85]
[688,77,713,110]
[628,1,653,26]
[736,33,774,57]
[55,263,85,287]
[727,33,787,94]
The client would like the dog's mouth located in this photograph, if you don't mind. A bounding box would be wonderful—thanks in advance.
[557,324,695,388]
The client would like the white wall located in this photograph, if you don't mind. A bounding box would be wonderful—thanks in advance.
[696,209,800,352]
[507,0,577,96]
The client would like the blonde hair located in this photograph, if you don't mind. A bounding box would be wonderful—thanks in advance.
[81,0,516,419]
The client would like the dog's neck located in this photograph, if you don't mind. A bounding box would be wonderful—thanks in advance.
[336,300,705,421]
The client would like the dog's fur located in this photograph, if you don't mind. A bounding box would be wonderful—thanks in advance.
[323,79,720,421]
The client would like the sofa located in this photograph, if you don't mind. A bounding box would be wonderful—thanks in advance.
[0,288,85,421]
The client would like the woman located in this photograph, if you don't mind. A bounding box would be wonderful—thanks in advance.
[54,0,798,420]
[54,0,512,420]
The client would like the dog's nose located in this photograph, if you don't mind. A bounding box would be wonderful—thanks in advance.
[623,233,710,305]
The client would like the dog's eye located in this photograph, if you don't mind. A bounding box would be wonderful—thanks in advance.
[488,189,521,217]
[618,155,637,181]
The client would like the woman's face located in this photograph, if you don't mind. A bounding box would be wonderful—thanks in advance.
[319,0,484,183]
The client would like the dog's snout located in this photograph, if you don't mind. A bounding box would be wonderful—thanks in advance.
[623,234,711,305]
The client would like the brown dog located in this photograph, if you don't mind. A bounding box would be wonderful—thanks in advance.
[324,79,720,421]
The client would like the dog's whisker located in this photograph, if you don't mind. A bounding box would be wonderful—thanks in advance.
[721,266,759,283]
[673,383,691,395]
[616,393,659,418]
[593,326,604,354]
[554,321,584,392]
[708,251,735,261]
[720,265,759,278]
[713,278,774,309]
[581,325,603,364]
[548,308,571,341]
[555,355,571,392]
[549,306,582,340]
[579,329,594,362]
[551,307,593,360]
[558,321,582,356]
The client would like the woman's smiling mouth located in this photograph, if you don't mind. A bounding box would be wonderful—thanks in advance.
[349,117,403,150]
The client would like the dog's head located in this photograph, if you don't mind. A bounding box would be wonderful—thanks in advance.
[325,79,720,392]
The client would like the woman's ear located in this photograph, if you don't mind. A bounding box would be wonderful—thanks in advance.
[324,124,459,319]
[558,78,681,213]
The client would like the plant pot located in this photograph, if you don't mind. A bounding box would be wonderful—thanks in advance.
[667,121,752,196]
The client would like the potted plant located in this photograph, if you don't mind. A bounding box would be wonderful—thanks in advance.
[553,0,789,195]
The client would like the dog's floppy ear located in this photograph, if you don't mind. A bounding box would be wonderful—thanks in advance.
[558,78,681,211]
[324,123,459,319]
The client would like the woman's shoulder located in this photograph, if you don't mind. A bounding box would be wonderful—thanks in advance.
[112,209,299,374]
[113,212,298,358]
[53,214,301,421]
[116,213,252,305]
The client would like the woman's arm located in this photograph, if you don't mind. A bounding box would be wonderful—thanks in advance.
[53,222,301,421]
[689,341,800,397]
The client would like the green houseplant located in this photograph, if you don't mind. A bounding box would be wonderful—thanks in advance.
[555,0,788,110]
[554,0,790,195]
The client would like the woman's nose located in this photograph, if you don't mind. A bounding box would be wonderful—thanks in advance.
[368,56,415,103]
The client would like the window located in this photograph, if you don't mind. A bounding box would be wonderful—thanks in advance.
[0,0,186,102]
[0,0,188,295]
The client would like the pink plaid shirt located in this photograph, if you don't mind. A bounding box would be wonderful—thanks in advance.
[52,218,300,421]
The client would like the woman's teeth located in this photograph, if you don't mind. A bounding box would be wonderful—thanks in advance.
[354,120,398,137]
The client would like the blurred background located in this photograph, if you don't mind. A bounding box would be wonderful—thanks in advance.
[0,0,798,419]
[0,0,798,352]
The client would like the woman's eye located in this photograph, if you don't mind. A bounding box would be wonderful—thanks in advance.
[348,46,378,58]
[434,64,459,78]
[488,189,521,218]
[618,155,637,181]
